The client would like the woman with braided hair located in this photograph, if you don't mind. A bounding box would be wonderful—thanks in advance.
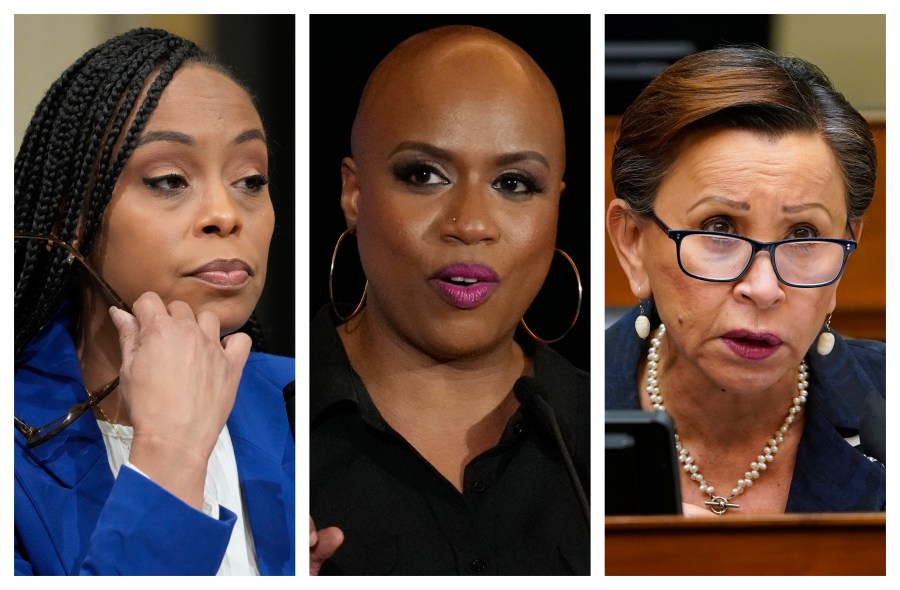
[14,28,294,575]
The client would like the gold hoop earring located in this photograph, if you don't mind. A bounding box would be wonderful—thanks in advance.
[520,248,583,344]
[329,229,368,323]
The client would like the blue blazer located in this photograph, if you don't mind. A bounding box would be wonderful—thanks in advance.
[606,304,886,512]
[14,308,295,575]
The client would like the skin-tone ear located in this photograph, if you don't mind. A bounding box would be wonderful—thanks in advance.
[606,198,652,300]
[340,157,361,231]
[72,215,86,251]
[850,218,864,242]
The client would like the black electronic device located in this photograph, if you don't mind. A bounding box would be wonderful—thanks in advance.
[605,409,682,515]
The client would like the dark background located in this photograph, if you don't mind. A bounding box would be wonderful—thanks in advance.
[309,14,591,372]
[606,14,771,114]
[210,15,296,357]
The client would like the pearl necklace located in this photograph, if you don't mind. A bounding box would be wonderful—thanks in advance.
[645,324,808,515]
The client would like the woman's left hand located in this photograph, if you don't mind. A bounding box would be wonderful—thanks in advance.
[108,291,251,509]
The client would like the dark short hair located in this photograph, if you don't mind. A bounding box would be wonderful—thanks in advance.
[14,27,264,356]
[611,45,876,223]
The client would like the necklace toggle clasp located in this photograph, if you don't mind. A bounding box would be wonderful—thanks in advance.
[704,496,741,515]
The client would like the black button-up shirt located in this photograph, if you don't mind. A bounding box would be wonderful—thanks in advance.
[310,307,591,575]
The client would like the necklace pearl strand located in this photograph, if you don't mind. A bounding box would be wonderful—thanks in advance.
[645,324,808,515]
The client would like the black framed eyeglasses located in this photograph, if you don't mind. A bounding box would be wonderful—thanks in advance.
[647,212,857,288]
[14,232,130,447]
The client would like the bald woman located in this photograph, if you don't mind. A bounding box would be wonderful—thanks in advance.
[310,25,590,575]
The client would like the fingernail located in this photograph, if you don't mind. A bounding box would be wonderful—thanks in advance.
[310,531,317,546]
[108,306,126,325]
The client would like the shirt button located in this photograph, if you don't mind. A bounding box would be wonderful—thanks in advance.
[473,480,487,493]
[470,558,486,573]
[514,422,525,435]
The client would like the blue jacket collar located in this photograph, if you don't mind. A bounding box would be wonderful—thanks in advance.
[15,304,109,488]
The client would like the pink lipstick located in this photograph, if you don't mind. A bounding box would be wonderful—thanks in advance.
[188,259,252,288]
[429,263,499,309]
[721,330,782,361]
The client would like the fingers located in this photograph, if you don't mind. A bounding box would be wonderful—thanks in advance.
[125,292,223,342]
[167,299,196,321]
[109,306,140,359]
[131,293,202,329]
[115,292,250,377]
[221,331,252,369]
[309,520,344,576]
[196,309,222,341]
[130,291,168,323]
[109,306,141,366]
[316,527,344,557]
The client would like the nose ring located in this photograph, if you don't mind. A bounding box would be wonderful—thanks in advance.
[452,217,457,222]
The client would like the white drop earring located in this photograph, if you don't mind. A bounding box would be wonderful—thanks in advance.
[634,301,650,339]
[817,313,835,356]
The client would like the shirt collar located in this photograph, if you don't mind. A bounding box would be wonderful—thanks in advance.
[309,306,368,421]
[309,305,583,437]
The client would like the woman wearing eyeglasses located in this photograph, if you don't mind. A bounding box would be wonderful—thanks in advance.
[14,27,294,574]
[606,46,885,516]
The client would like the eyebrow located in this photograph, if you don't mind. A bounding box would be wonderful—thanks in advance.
[495,151,550,169]
[135,128,267,148]
[781,202,831,215]
[686,195,751,213]
[686,194,834,217]
[234,128,267,145]
[136,130,193,147]
[389,141,452,160]
[388,141,549,168]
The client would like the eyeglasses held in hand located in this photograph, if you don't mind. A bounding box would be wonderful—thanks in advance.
[647,212,857,288]
[14,232,129,447]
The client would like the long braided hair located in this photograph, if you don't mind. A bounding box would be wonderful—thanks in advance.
[14,28,267,358]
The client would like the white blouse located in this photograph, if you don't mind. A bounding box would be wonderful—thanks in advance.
[96,420,259,575]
